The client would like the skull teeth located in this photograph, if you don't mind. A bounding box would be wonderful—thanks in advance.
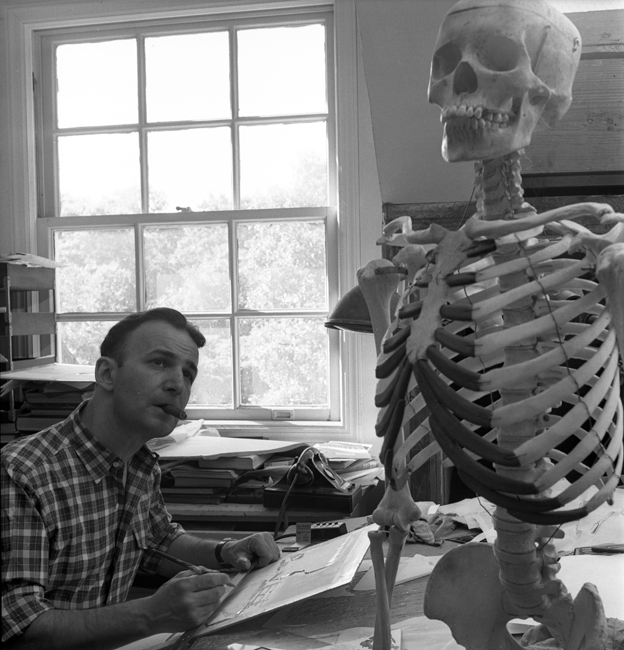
[441,105,511,129]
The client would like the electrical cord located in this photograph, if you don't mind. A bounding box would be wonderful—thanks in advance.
[273,470,301,539]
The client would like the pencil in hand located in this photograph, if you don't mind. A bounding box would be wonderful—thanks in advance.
[148,547,234,576]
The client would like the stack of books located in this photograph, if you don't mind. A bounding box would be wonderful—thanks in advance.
[161,452,274,504]
[314,441,384,483]
[15,380,95,434]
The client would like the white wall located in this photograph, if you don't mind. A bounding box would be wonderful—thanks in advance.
[357,0,475,204]
[0,7,13,255]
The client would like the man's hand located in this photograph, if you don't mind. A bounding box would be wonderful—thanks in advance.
[220,532,280,571]
[144,569,231,632]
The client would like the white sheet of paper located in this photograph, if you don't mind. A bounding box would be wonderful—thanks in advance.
[146,420,204,452]
[329,628,401,650]
[157,435,307,460]
[0,362,96,385]
[353,554,442,591]
[192,524,376,636]
[510,553,624,630]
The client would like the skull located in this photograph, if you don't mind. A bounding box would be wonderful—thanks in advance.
[428,0,581,162]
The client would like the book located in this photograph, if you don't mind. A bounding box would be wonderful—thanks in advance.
[168,464,241,488]
[313,441,373,460]
[160,487,227,504]
[197,453,272,471]
[173,475,239,488]
[263,455,296,469]
[334,457,382,475]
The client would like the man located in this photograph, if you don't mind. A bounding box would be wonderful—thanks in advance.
[1,308,280,649]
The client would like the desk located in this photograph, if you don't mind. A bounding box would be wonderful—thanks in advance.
[187,539,453,649]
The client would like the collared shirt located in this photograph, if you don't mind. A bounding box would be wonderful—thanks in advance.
[1,403,184,641]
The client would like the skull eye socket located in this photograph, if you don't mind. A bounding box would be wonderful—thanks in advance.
[477,35,523,72]
[432,42,462,79]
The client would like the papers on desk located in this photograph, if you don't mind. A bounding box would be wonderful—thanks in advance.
[0,362,95,385]
[156,434,308,461]
[424,486,624,553]
[192,524,377,638]
[510,553,624,632]
[353,554,443,591]
[146,419,206,453]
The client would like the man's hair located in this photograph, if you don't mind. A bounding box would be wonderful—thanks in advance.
[100,308,206,364]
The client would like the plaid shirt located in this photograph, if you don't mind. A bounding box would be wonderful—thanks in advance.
[1,403,184,641]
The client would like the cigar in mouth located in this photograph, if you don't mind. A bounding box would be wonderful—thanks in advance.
[161,404,187,419]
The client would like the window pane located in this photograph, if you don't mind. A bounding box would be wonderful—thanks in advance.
[148,128,233,212]
[144,224,230,311]
[54,229,136,313]
[58,321,117,365]
[238,24,326,117]
[188,320,233,406]
[59,134,141,216]
[146,32,231,123]
[240,122,327,209]
[238,221,327,310]
[56,40,137,128]
[239,318,328,406]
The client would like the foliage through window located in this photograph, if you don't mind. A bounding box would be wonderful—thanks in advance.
[37,9,339,421]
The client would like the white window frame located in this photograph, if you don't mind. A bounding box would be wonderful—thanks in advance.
[4,0,365,443]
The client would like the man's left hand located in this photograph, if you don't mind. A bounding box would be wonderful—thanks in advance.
[220,532,280,571]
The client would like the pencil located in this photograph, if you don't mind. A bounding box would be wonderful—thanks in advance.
[148,547,233,575]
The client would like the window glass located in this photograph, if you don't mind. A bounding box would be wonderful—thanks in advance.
[238,24,327,117]
[144,224,231,311]
[56,40,137,128]
[58,134,141,216]
[147,128,233,212]
[58,321,119,364]
[237,221,327,310]
[146,32,231,123]
[54,229,135,313]
[189,320,233,406]
[239,122,327,209]
[239,317,329,406]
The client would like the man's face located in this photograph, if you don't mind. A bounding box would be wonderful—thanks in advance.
[109,320,199,440]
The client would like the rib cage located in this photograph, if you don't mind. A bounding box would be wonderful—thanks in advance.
[374,212,623,526]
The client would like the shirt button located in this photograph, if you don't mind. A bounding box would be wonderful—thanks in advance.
[113,461,121,468]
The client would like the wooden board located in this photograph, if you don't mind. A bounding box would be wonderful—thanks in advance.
[520,10,624,182]
[383,195,624,234]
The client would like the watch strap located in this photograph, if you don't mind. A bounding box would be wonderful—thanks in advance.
[215,538,234,569]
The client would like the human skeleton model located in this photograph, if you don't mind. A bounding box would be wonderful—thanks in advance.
[358,2,624,649]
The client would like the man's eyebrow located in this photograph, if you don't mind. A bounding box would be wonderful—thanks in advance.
[148,348,198,375]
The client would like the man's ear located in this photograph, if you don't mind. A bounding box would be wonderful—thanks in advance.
[95,356,118,393]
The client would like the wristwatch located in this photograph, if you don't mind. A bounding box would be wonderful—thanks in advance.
[215,537,234,569]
